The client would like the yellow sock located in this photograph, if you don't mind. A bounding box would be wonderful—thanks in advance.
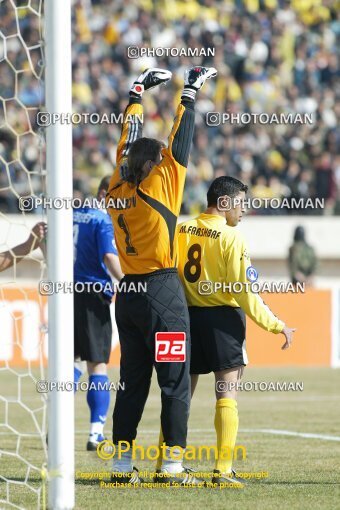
[156,426,164,470]
[214,398,239,474]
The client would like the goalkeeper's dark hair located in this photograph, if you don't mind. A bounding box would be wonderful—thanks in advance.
[126,138,165,185]
[207,176,248,207]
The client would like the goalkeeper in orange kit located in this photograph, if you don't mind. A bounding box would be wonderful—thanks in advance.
[106,66,217,485]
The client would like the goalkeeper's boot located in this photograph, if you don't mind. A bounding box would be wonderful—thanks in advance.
[182,66,217,101]
[154,467,205,487]
[211,468,244,487]
[130,68,172,96]
[111,466,144,485]
[86,433,107,452]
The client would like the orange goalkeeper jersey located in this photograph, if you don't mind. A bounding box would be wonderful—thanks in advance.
[106,97,195,275]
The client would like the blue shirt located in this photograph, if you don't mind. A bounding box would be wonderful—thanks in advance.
[73,207,117,298]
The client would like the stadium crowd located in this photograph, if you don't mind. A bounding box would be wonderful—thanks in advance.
[0,0,339,215]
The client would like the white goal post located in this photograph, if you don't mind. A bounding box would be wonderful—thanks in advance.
[45,0,74,508]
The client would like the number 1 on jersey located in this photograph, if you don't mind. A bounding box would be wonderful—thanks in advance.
[118,214,138,255]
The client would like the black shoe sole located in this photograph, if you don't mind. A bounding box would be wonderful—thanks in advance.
[86,441,98,451]
[110,475,144,484]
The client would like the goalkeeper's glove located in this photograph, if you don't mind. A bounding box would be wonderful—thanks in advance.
[182,66,217,101]
[130,68,172,97]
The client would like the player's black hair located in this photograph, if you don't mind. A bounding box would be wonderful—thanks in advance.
[127,138,165,185]
[207,176,248,207]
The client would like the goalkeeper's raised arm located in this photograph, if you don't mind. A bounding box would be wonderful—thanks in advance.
[137,66,217,216]
[110,68,172,187]
[106,66,217,275]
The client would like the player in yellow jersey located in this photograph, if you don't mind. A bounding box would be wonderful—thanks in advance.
[177,176,296,486]
[106,67,217,486]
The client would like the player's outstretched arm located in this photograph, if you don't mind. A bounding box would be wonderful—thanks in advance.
[109,69,172,187]
[104,253,124,281]
[281,326,296,350]
[225,232,296,341]
[141,67,217,215]
[0,222,47,273]
[167,66,217,170]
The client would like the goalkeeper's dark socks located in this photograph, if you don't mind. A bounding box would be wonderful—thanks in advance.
[86,374,110,436]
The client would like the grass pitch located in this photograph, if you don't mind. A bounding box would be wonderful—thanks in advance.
[1,367,340,509]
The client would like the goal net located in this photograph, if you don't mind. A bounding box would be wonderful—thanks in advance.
[0,0,47,508]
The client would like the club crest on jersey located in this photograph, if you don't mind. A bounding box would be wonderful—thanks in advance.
[246,266,258,282]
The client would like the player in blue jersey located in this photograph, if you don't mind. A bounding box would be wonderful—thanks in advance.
[73,175,123,450]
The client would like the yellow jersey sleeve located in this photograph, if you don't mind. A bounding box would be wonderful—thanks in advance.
[225,232,285,334]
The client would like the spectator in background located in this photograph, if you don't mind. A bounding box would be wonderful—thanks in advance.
[288,226,317,287]
[1,0,339,215]
[315,152,337,214]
